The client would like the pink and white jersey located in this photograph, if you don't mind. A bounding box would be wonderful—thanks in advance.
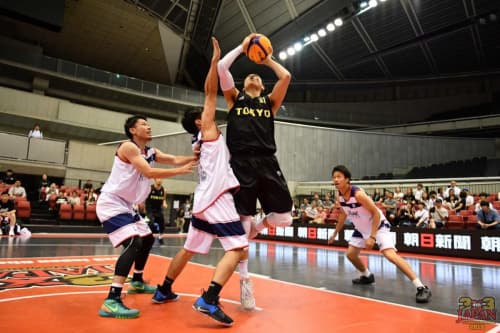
[339,185,387,237]
[192,132,239,214]
[97,143,155,221]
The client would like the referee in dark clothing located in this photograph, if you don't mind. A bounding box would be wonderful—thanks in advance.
[146,178,168,244]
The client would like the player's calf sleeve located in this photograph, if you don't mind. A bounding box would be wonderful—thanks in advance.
[115,236,142,277]
[266,212,293,227]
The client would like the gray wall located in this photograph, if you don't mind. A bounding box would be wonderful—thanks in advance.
[152,122,496,183]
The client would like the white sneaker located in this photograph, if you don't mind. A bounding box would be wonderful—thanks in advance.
[8,230,15,237]
[240,278,256,310]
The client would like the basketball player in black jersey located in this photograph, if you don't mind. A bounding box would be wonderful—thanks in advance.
[146,178,167,244]
[217,33,294,309]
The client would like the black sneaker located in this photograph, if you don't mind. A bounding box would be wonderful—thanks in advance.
[352,273,375,285]
[416,286,432,303]
[193,294,233,327]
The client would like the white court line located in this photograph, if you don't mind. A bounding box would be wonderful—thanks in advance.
[0,290,263,311]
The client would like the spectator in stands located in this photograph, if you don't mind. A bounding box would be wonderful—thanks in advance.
[396,201,413,227]
[95,182,105,195]
[67,190,81,205]
[421,191,432,210]
[454,190,468,214]
[381,190,397,224]
[476,201,500,230]
[429,198,448,229]
[302,202,318,223]
[299,198,311,213]
[414,201,430,228]
[8,180,27,198]
[475,192,492,212]
[28,124,43,139]
[371,188,382,203]
[436,187,445,201]
[86,188,97,205]
[38,173,50,201]
[83,179,93,191]
[311,192,323,207]
[176,208,185,232]
[45,183,59,200]
[444,188,459,210]
[3,169,15,185]
[182,207,192,233]
[414,183,424,202]
[0,191,17,236]
[394,187,404,202]
[403,187,415,204]
[323,192,334,209]
[444,180,460,199]
[313,205,327,224]
[463,188,474,210]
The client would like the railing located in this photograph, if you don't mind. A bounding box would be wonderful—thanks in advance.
[4,53,228,109]
[0,131,66,164]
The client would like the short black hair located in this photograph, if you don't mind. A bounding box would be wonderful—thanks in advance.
[124,115,147,139]
[332,165,351,180]
[480,200,490,207]
[181,109,202,135]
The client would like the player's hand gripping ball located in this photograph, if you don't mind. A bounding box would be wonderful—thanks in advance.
[246,34,273,63]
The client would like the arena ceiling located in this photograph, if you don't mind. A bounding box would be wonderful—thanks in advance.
[2,0,499,89]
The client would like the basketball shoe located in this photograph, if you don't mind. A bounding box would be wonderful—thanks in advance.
[151,286,179,304]
[127,281,156,294]
[193,293,233,326]
[240,278,256,310]
[416,286,432,303]
[98,298,139,319]
[352,273,375,285]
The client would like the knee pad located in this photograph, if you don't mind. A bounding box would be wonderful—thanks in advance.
[266,212,292,227]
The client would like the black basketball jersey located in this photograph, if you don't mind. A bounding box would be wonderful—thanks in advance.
[226,92,276,155]
[147,185,164,210]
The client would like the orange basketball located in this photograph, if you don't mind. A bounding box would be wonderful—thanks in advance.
[246,34,273,63]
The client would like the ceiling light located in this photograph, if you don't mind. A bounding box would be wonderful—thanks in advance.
[294,42,303,51]
[360,1,368,7]
[326,23,335,31]
[318,28,327,37]
[279,51,287,60]
[287,47,295,56]
[369,0,378,7]
[334,18,343,26]
[303,36,310,42]
[310,33,319,42]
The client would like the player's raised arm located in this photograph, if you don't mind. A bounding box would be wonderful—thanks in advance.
[201,37,221,141]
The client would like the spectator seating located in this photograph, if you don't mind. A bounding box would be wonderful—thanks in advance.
[85,204,97,221]
[16,200,31,219]
[447,215,464,229]
[73,204,85,220]
[59,203,72,220]
[464,215,477,230]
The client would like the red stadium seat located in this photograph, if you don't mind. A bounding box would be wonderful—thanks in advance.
[16,200,31,219]
[446,215,464,229]
[464,215,478,230]
[85,204,97,221]
[73,204,85,220]
[59,203,72,220]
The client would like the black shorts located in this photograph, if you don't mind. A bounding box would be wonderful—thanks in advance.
[230,154,292,216]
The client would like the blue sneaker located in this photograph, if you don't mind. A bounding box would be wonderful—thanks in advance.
[151,286,179,304]
[192,294,233,327]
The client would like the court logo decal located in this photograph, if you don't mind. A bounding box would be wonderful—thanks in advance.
[456,296,497,330]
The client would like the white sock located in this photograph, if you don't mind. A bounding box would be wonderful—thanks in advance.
[412,278,424,288]
[9,226,14,232]
[239,260,249,279]
[361,269,371,277]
